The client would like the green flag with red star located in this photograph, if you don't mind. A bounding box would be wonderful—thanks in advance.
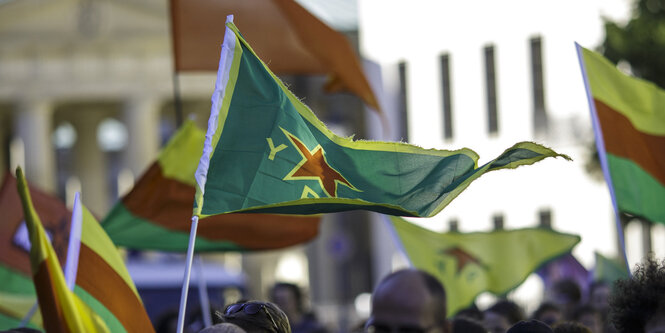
[193,16,569,219]
[390,216,581,317]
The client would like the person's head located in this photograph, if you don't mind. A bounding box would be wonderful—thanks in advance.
[610,256,665,333]
[551,321,591,333]
[588,280,611,312]
[366,268,450,333]
[452,317,488,333]
[531,302,562,327]
[484,300,525,333]
[218,300,291,333]
[270,282,304,320]
[549,279,582,319]
[199,323,247,333]
[571,304,601,333]
[506,320,553,333]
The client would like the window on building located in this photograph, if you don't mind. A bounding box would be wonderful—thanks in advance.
[398,61,409,141]
[484,45,498,135]
[531,36,548,134]
[440,54,453,140]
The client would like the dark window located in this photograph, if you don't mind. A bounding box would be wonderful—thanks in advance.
[484,45,498,134]
[531,36,548,133]
[440,54,453,140]
[398,61,409,141]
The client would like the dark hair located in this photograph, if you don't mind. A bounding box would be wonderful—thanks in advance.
[506,320,553,333]
[551,279,582,304]
[552,321,592,333]
[486,299,526,325]
[218,301,291,333]
[452,317,487,333]
[379,269,447,326]
[271,282,304,313]
[609,256,665,333]
[571,304,597,322]
[455,303,484,321]
[532,302,561,320]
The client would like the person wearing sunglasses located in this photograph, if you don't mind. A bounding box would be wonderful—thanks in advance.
[365,269,451,333]
[217,301,291,333]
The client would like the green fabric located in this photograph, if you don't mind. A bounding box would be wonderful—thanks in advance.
[103,204,243,252]
[73,286,125,333]
[608,154,665,222]
[0,263,35,295]
[0,312,41,331]
[593,252,629,283]
[580,45,665,135]
[390,216,580,317]
[195,21,568,219]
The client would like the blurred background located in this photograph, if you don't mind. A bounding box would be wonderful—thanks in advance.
[1,0,663,331]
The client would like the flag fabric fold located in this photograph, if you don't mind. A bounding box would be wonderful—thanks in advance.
[389,216,581,317]
[102,120,321,252]
[0,172,71,329]
[15,167,109,333]
[193,18,569,220]
[577,44,665,224]
[74,193,155,333]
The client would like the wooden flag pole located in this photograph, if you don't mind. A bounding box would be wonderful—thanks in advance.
[575,43,631,276]
[176,216,199,333]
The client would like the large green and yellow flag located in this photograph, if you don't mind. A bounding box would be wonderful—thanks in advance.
[390,216,581,317]
[15,167,109,333]
[102,120,320,252]
[577,45,665,224]
[193,17,569,219]
[74,194,155,332]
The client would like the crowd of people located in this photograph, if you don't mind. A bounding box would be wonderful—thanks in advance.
[194,255,665,333]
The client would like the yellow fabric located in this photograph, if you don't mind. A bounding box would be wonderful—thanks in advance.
[0,291,42,326]
[580,45,665,135]
[391,216,580,317]
[16,167,110,333]
[79,203,140,298]
[158,120,204,187]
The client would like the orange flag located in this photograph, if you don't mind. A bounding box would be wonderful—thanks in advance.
[170,0,381,112]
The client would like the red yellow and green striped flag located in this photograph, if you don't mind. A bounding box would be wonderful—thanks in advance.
[390,216,581,317]
[102,120,320,252]
[15,167,109,333]
[577,45,665,224]
[73,193,155,332]
[0,172,71,329]
[192,17,569,219]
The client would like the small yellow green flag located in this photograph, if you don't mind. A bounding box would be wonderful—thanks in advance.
[390,216,581,317]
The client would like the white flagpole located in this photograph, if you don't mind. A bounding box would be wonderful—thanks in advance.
[20,192,83,327]
[179,14,236,333]
[176,216,200,333]
[196,256,213,327]
[575,43,631,275]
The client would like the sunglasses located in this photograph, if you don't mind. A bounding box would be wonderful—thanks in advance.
[223,302,279,332]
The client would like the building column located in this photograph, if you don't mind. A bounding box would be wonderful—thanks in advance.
[70,111,109,217]
[13,99,56,192]
[123,97,160,177]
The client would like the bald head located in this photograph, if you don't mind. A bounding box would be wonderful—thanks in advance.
[367,269,449,333]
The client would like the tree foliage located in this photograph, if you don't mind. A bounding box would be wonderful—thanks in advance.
[602,0,665,89]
